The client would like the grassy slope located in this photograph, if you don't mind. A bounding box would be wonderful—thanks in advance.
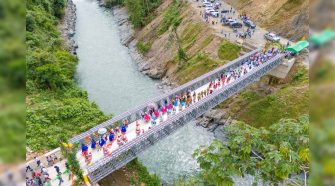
[175,38,240,84]
[221,64,309,128]
[238,85,309,128]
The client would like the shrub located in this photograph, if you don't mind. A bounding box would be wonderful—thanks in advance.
[136,41,151,54]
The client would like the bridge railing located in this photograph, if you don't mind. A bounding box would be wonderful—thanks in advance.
[86,54,284,183]
[69,48,261,144]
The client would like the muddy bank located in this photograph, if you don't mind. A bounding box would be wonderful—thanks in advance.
[59,0,78,55]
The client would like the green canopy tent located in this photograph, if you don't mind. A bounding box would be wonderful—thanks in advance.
[309,29,335,46]
[286,40,309,54]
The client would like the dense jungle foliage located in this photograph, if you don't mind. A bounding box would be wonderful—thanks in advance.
[26,0,109,151]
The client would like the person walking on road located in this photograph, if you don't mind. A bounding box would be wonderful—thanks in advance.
[26,165,33,172]
[54,165,61,175]
[56,173,64,186]
[34,157,41,167]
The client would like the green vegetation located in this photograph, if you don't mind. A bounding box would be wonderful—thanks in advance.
[238,86,309,128]
[104,0,124,8]
[264,41,285,51]
[104,0,162,28]
[27,0,109,151]
[193,116,309,185]
[157,0,184,35]
[0,82,25,162]
[282,0,304,11]
[124,0,162,28]
[176,53,226,84]
[217,41,241,60]
[127,159,161,186]
[136,41,152,54]
[310,58,335,184]
[61,141,84,184]
[0,0,25,163]
[181,23,203,51]
[197,34,215,51]
[220,64,309,128]
[174,38,241,84]
[310,59,335,84]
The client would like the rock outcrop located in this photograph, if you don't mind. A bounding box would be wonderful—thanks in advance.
[59,0,78,55]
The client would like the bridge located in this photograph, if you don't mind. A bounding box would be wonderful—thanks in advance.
[69,48,284,183]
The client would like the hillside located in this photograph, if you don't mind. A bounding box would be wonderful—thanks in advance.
[225,0,308,41]
[125,0,309,127]
[132,0,244,84]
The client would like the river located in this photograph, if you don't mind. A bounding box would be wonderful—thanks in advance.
[73,0,214,184]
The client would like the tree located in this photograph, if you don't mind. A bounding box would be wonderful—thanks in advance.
[52,0,66,18]
[35,63,68,89]
[193,116,309,186]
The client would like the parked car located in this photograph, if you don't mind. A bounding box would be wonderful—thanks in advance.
[205,7,214,11]
[221,9,229,13]
[264,32,280,42]
[243,20,256,29]
[230,21,243,28]
[223,19,235,26]
[203,2,213,7]
[202,2,211,7]
[205,8,215,14]
[210,11,219,17]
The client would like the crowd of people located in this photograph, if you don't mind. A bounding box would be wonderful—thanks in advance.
[78,47,281,166]
[25,155,66,186]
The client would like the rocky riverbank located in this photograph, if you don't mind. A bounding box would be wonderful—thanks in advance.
[112,6,176,93]
[59,0,78,55]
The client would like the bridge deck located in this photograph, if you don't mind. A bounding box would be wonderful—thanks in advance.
[69,49,261,145]
[85,54,283,183]
[77,74,237,172]
[74,49,283,183]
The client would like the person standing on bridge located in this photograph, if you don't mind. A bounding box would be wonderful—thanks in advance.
[154,109,159,119]
[121,125,127,135]
[81,143,88,154]
[144,112,151,123]
[99,137,106,148]
[167,102,173,115]
[109,131,115,142]
[136,121,141,136]
[172,98,178,111]
[114,126,120,134]
[117,135,123,146]
[91,138,96,149]
[124,119,129,128]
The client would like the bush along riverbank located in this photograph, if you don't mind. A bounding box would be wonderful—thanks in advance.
[26,0,109,153]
